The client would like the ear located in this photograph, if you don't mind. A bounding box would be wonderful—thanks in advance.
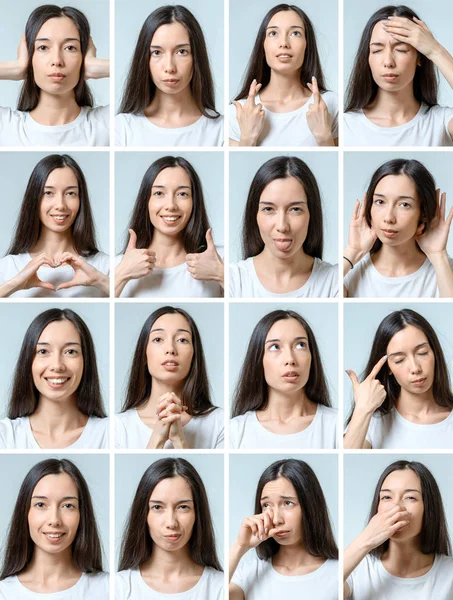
[416,221,426,236]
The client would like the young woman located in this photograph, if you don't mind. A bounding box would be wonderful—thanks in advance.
[229,156,338,298]
[344,5,453,146]
[230,459,338,599]
[0,308,108,449]
[116,5,223,146]
[345,309,453,449]
[344,460,453,599]
[0,154,110,298]
[116,457,223,599]
[343,158,453,297]
[115,306,224,449]
[0,458,108,598]
[229,4,338,146]
[115,155,223,298]
[230,309,337,449]
[0,5,109,146]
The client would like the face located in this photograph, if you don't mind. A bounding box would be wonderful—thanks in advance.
[147,476,195,552]
[146,313,194,384]
[370,174,424,246]
[386,325,435,395]
[39,167,80,233]
[32,16,83,96]
[368,20,419,93]
[28,473,80,555]
[263,318,312,394]
[31,320,84,402]
[148,167,193,238]
[260,477,303,545]
[378,468,424,541]
[149,21,193,95]
[263,10,306,73]
[257,177,310,258]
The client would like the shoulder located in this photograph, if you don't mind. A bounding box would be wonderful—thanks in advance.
[0,106,25,125]
[88,416,109,430]
[313,258,337,278]
[84,105,110,124]
[344,109,363,123]
[343,253,371,288]
[86,571,109,589]
[204,566,224,584]
[435,554,453,572]
[0,253,28,270]
[86,251,110,271]
[199,406,224,425]
[320,91,338,111]
[115,409,135,425]
[317,404,338,421]
[115,569,134,593]
[115,112,142,126]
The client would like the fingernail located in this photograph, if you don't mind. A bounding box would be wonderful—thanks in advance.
[252,78,256,83]
[260,535,263,540]
[264,528,268,534]
[345,369,351,375]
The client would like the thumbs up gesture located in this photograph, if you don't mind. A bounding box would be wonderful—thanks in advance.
[346,355,388,416]
[185,229,224,286]
[115,229,156,296]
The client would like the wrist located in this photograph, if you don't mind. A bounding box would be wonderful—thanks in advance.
[426,41,446,62]
[315,132,334,146]
[426,249,449,264]
[344,245,365,265]
[231,539,249,557]
[115,265,130,286]
[239,135,258,146]
[170,436,187,449]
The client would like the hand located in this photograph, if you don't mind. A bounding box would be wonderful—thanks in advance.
[16,34,28,79]
[232,80,265,146]
[185,229,224,283]
[361,504,411,551]
[346,355,388,417]
[9,253,57,294]
[306,76,333,145]
[157,393,188,449]
[383,16,441,60]
[117,229,156,282]
[416,190,453,259]
[345,195,378,264]
[236,510,279,551]
[55,252,106,291]
[84,36,109,79]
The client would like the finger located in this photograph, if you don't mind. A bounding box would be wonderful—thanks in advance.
[345,369,359,388]
[232,100,242,116]
[252,516,265,539]
[445,205,453,230]
[369,355,388,380]
[127,229,137,250]
[351,199,361,221]
[244,518,258,537]
[56,279,77,291]
[36,281,56,291]
[247,79,257,102]
[358,193,367,219]
[160,414,181,425]
[440,192,446,221]
[311,76,320,104]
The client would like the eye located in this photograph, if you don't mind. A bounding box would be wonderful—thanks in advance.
[394,358,404,365]
[178,504,191,510]
[36,348,48,355]
[43,191,54,196]
[418,351,429,356]
[261,206,274,213]
[177,48,189,55]
[290,207,303,213]
[65,348,79,356]
[62,502,76,509]
[380,495,392,501]
[150,50,161,57]
[65,45,78,52]
[37,44,49,51]
[396,49,409,53]
[151,336,163,343]
[268,30,277,37]
[177,191,190,197]
[268,343,280,351]
[296,341,307,349]
[284,500,295,507]
[150,504,162,511]
[399,202,411,208]
[261,502,270,509]
[177,337,190,344]
[290,30,302,36]
[373,198,384,205]
[67,191,78,197]
[153,191,164,196]
[405,496,417,501]
[34,502,46,508]
[371,49,382,54]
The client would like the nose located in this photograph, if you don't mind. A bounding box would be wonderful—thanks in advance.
[282,346,296,366]
[279,36,290,48]
[276,209,289,232]
[165,509,178,529]
[164,52,176,74]
[50,353,65,372]
[408,355,422,374]
[49,47,64,68]
[383,46,396,68]
[383,205,396,224]
[272,507,285,526]
[48,507,62,526]
[164,340,176,356]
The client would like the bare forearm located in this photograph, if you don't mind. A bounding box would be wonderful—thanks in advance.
[0,61,24,80]
[114,267,129,297]
[93,272,110,296]
[229,541,247,582]
[429,44,453,90]
[85,58,110,79]
[343,246,364,278]
[429,252,453,297]
[344,534,373,582]
[343,408,373,449]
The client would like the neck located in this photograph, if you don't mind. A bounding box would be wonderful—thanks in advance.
[264,389,314,419]
[32,228,75,256]
[147,87,200,118]
[263,70,307,101]
[143,544,196,576]
[396,388,438,415]
[374,239,425,267]
[30,91,81,126]
[141,380,185,415]
[274,543,314,568]
[31,395,85,434]
[22,546,78,582]
[256,247,314,277]
[382,539,432,574]
[149,230,186,260]
[369,85,420,117]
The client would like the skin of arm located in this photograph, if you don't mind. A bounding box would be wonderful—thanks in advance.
[0,34,27,81]
[84,37,110,79]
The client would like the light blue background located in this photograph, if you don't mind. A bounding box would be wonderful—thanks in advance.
[229,0,338,98]
[343,151,453,256]
[344,454,453,547]
[0,303,110,418]
[229,302,338,412]
[344,0,453,106]
[229,151,338,264]
[115,303,224,413]
[343,302,453,422]
[0,151,109,256]
[229,453,338,546]
[115,453,224,567]
[0,0,109,108]
[115,0,224,113]
[114,151,224,255]
[0,454,110,568]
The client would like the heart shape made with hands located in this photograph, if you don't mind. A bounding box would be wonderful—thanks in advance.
[37,264,75,287]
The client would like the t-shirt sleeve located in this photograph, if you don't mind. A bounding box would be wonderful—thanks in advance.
[229,417,241,449]
[0,420,8,449]
[442,106,453,132]
[325,92,339,139]
[115,114,127,146]
[114,415,126,449]
[228,102,241,141]
[346,573,354,598]
[214,408,224,449]
[229,263,240,297]
[231,556,253,593]
[0,106,12,132]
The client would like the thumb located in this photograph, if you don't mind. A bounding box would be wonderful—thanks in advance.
[127,229,137,250]
[232,100,242,115]
[205,228,215,250]
[345,369,359,388]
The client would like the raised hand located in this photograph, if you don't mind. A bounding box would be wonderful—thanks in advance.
[236,509,279,551]
[361,503,411,550]
[1,253,57,297]
[84,36,110,79]
[156,392,188,449]
[306,76,334,145]
[185,229,224,284]
[55,252,108,293]
[116,229,156,281]
[346,355,388,416]
[383,16,440,59]
[416,190,453,259]
[345,195,378,265]
[232,79,266,146]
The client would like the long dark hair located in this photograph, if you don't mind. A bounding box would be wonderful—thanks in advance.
[345,5,438,112]
[119,5,219,117]
[121,306,215,416]
[367,460,451,557]
[364,159,437,254]
[18,5,94,111]
[232,310,331,418]
[241,156,324,260]
[8,308,106,419]
[254,459,337,560]
[121,156,210,254]
[234,4,327,101]
[0,458,104,579]
[118,458,222,571]
[348,309,453,424]
[7,154,99,258]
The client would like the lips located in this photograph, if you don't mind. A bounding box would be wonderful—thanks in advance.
[48,73,66,81]
[44,377,71,389]
[381,229,398,238]
[411,377,427,386]
[161,215,181,225]
[282,371,299,382]
[274,530,291,538]
[50,214,70,224]
[382,73,399,81]
[164,533,181,542]
[43,532,66,543]
[273,238,292,251]
[162,79,180,86]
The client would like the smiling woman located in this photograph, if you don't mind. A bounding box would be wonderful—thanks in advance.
[0,5,110,146]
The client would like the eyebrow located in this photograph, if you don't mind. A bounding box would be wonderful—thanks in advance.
[151,185,191,190]
[150,328,192,335]
[260,495,298,501]
[265,336,308,345]
[266,25,304,30]
[149,499,194,504]
[373,193,416,201]
[35,37,80,43]
[37,342,81,347]
[44,185,79,190]
[380,488,421,494]
[259,200,307,205]
[150,43,190,49]
[32,495,79,500]
[388,342,429,358]
[370,41,410,47]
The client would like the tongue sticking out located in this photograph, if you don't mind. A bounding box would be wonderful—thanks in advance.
[274,240,292,251]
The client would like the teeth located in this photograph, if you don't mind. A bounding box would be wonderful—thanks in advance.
[46,533,63,538]
[47,378,68,384]
[162,217,179,222]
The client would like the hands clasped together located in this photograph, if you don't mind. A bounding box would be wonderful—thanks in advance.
[146,392,189,449]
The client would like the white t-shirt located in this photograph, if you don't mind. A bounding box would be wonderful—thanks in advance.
[229,257,338,298]
[343,253,453,298]
[230,405,338,449]
[232,554,338,600]
[116,567,223,600]
[347,554,453,600]
[229,91,338,146]
[0,106,109,147]
[366,408,453,449]
[0,416,109,450]
[0,251,110,298]
[115,253,223,298]
[0,572,109,600]
[115,407,224,449]
[344,104,453,147]
[115,112,224,146]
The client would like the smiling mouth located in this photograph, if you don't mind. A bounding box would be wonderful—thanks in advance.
[43,532,65,541]
[50,214,69,222]
[161,215,181,224]
[45,377,71,388]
